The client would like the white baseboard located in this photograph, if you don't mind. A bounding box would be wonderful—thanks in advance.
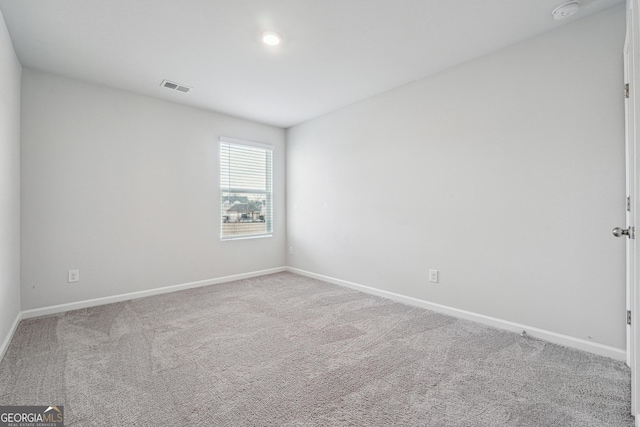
[0,311,22,363]
[21,267,287,320]
[287,267,626,362]
[13,265,627,362]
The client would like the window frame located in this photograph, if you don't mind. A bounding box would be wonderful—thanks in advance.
[219,136,274,241]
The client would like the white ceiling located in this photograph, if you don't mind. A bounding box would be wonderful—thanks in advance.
[0,0,624,128]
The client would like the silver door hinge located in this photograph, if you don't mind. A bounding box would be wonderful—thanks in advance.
[628,310,632,325]
[627,196,631,212]
[626,83,630,99]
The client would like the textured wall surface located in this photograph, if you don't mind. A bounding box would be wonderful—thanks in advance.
[287,7,627,349]
[21,70,286,310]
[0,9,21,351]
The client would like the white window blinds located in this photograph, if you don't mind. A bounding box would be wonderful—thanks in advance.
[220,137,273,240]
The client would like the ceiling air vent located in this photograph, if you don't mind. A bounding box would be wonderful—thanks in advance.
[160,80,192,94]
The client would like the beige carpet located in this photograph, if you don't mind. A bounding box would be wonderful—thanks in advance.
[0,272,633,426]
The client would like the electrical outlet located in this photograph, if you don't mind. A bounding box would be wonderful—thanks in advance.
[288,246,294,255]
[68,269,79,283]
[429,269,438,283]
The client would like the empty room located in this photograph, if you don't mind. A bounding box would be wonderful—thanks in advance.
[1,0,639,426]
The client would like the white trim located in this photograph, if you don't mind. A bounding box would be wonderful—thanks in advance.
[21,267,287,320]
[0,311,22,363]
[220,136,274,151]
[287,267,626,362]
[12,266,627,362]
[221,233,273,241]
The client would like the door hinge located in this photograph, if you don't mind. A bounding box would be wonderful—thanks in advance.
[627,196,631,212]
[626,83,630,99]
[628,310,632,325]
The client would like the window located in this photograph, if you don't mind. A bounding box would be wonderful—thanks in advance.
[220,137,273,240]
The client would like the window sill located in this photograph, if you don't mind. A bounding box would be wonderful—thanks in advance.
[221,234,273,242]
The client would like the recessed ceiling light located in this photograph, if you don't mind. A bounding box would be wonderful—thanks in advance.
[261,30,282,46]
[552,1,580,21]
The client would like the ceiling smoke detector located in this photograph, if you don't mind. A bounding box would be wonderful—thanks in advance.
[160,80,192,94]
[552,1,580,21]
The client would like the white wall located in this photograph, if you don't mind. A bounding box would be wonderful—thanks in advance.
[287,7,627,349]
[0,10,21,348]
[21,70,285,310]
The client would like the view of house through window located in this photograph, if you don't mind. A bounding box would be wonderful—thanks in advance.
[220,137,273,239]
